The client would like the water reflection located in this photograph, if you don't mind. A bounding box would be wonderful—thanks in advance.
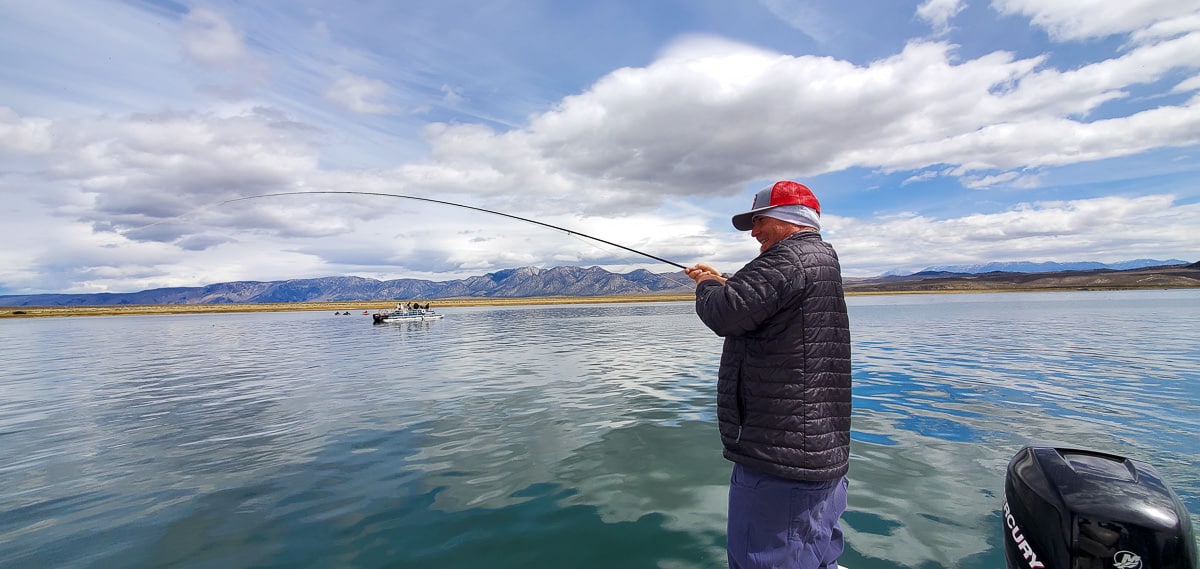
[1,292,1197,568]
[846,290,1200,566]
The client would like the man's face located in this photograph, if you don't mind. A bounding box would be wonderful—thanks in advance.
[750,214,800,253]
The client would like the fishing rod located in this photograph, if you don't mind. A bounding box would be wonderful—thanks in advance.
[219,191,689,270]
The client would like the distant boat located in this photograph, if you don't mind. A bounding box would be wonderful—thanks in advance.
[372,304,444,324]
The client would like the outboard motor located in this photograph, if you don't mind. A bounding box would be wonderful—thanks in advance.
[1003,445,1197,569]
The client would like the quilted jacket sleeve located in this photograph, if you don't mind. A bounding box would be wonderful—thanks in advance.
[694,245,803,337]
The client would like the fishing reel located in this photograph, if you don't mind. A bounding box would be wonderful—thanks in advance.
[1003,445,1197,569]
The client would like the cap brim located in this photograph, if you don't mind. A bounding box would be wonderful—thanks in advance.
[731,206,775,231]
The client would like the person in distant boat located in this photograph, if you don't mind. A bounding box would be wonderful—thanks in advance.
[685,181,851,569]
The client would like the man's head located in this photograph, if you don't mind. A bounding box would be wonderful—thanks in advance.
[732,181,821,252]
[731,181,821,232]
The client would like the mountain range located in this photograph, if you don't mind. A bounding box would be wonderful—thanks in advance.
[885,258,1188,275]
[1,260,1197,307]
[845,260,1200,293]
[0,266,694,307]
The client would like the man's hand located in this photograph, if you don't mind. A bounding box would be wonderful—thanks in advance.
[686,263,726,285]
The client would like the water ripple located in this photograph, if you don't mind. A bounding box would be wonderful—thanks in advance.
[1,292,1197,569]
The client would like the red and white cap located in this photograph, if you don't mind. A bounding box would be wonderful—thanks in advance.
[731,181,821,231]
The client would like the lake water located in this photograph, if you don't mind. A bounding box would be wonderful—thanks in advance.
[2,289,1197,568]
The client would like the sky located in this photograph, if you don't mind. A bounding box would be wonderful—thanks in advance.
[1,0,1198,295]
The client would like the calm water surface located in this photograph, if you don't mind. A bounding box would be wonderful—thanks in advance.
[2,290,1198,568]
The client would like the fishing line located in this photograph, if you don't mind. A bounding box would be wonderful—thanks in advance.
[219,191,689,270]
[561,231,692,288]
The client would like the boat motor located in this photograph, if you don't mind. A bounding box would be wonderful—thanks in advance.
[1003,445,1197,569]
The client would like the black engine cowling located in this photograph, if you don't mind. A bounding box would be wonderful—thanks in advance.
[1003,445,1197,569]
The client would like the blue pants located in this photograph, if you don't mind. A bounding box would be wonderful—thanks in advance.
[727,464,848,569]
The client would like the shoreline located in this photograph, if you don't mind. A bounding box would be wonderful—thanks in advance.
[3,285,1193,318]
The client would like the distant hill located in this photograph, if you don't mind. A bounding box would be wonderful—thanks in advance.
[2,261,1197,308]
[0,266,694,307]
[890,259,1188,276]
[845,261,1200,293]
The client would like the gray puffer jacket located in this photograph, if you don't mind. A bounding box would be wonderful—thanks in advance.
[694,231,851,481]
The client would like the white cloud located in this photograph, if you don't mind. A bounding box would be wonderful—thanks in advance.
[0,107,53,154]
[902,170,940,186]
[992,0,1200,42]
[182,8,248,68]
[962,170,1020,188]
[4,4,1200,294]
[325,74,393,114]
[1131,11,1200,43]
[916,0,966,34]
[15,19,1199,216]
[831,195,1199,275]
[404,34,1198,199]
[441,84,465,105]
[1172,73,1200,93]
[9,107,322,240]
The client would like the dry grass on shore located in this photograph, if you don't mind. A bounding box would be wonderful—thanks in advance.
[1,294,697,318]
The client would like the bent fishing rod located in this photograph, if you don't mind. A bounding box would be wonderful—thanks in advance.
[219,191,688,271]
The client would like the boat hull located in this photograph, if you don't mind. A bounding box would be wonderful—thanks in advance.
[372,312,444,324]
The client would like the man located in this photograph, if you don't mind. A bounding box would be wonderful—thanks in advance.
[685,180,851,569]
